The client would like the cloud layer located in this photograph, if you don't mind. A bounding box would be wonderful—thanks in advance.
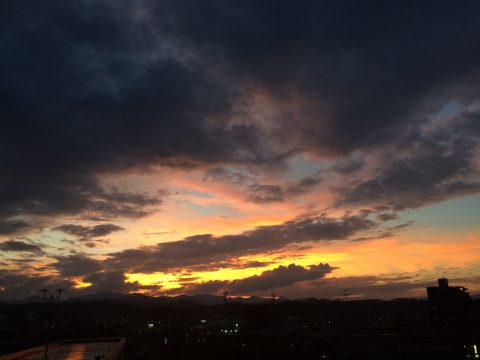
[175,263,335,295]
[1,0,480,299]
[106,213,376,273]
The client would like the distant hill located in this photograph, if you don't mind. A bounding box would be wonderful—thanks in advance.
[1,291,438,305]
[4,292,292,305]
[4,295,44,304]
[66,291,125,302]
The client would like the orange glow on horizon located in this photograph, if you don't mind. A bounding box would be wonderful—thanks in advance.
[125,252,350,293]
[123,229,480,295]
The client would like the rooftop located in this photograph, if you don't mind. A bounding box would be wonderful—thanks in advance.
[0,338,125,360]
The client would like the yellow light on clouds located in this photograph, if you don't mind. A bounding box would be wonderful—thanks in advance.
[73,280,92,289]
[124,251,349,293]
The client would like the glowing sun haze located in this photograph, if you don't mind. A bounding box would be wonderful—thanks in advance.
[1,0,480,301]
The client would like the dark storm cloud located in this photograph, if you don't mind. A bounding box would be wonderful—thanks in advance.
[53,223,124,246]
[158,0,480,210]
[0,0,276,225]
[0,271,75,301]
[82,190,163,220]
[2,0,480,227]
[158,0,480,154]
[83,270,146,294]
[106,213,376,272]
[0,259,145,300]
[0,240,45,254]
[52,254,102,277]
[229,263,334,294]
[336,114,480,210]
[54,223,124,239]
[2,0,480,300]
[0,219,33,236]
[332,157,366,175]
[167,263,335,295]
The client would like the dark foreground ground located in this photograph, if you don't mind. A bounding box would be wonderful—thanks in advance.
[1,297,479,359]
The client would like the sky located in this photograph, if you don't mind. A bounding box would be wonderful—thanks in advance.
[1,0,480,301]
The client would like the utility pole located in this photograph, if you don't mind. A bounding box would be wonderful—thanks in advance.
[341,289,351,336]
[272,291,276,304]
[56,289,64,301]
[40,289,47,302]
[41,289,64,360]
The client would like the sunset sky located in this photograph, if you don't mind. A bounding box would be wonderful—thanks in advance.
[1,0,479,301]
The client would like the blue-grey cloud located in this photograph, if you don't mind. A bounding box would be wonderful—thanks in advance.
[0,240,45,254]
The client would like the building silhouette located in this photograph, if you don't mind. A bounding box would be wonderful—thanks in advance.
[426,278,472,334]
